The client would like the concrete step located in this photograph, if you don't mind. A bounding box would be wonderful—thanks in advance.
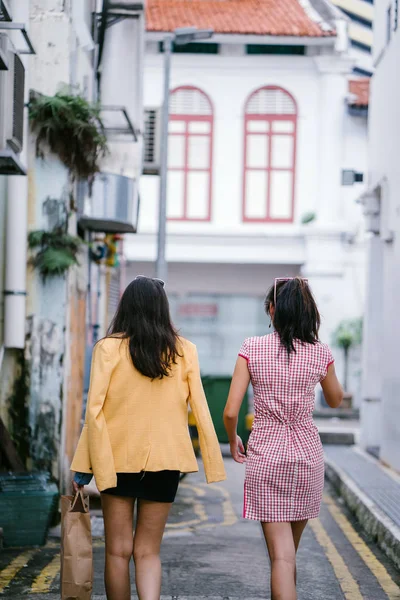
[320,431,355,445]
[314,407,360,420]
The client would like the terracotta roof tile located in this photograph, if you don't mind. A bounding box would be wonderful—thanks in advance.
[146,0,336,38]
[348,78,370,107]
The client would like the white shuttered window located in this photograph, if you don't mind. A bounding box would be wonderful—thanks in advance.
[243,86,297,223]
[167,87,213,221]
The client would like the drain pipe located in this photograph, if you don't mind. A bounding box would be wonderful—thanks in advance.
[4,0,30,349]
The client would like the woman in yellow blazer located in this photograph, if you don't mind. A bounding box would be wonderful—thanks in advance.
[71,276,225,600]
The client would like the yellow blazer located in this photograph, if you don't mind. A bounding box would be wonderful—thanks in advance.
[71,336,226,492]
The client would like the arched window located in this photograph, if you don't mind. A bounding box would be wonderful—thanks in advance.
[243,86,297,223]
[167,86,213,221]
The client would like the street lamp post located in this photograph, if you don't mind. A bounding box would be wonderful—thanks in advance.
[156,27,214,283]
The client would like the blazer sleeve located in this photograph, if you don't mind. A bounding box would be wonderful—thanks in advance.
[70,340,118,490]
[188,344,226,484]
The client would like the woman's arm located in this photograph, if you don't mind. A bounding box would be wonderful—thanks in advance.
[188,345,226,483]
[223,356,250,463]
[321,363,343,408]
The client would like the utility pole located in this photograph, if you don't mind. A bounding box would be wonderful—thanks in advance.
[155,28,213,283]
[156,34,173,282]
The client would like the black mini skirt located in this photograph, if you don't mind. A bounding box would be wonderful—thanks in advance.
[102,471,180,503]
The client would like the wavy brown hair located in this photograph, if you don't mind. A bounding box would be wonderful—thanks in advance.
[265,277,320,354]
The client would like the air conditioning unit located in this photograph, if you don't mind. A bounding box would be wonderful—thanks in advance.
[0,34,26,175]
[77,172,140,234]
[0,1,12,24]
[0,27,9,71]
[143,107,161,175]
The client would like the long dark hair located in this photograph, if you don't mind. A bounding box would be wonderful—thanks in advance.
[107,277,181,379]
[265,277,320,354]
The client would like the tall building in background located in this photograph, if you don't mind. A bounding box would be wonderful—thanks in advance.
[126,0,369,407]
[331,0,374,75]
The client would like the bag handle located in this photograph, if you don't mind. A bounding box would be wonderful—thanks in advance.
[70,489,89,513]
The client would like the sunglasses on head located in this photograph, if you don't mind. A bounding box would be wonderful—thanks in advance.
[134,275,165,287]
[273,277,309,305]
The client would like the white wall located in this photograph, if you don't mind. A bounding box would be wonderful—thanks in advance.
[362,14,400,469]
[29,0,95,96]
[100,10,144,180]
[137,50,324,237]
[342,113,369,227]
[132,45,366,240]
[126,41,367,396]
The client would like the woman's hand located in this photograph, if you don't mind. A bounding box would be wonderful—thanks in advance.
[230,435,246,464]
[72,480,84,494]
[223,356,250,461]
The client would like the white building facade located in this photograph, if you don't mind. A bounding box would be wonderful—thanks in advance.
[359,0,400,470]
[126,0,367,402]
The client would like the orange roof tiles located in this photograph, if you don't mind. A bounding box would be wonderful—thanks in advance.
[349,78,370,107]
[146,0,336,38]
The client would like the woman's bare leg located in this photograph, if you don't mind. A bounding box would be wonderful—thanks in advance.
[291,519,308,551]
[101,493,135,600]
[262,521,297,600]
[133,499,172,600]
[291,519,308,583]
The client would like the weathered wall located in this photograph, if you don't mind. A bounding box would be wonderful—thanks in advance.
[26,157,69,476]
[22,0,96,486]
[361,5,400,471]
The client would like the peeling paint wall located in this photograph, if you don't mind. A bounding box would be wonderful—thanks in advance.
[25,157,69,478]
[25,314,64,474]
[1,0,141,485]
[22,0,96,486]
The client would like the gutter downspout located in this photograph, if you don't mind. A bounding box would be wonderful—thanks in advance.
[96,0,110,100]
[4,0,30,350]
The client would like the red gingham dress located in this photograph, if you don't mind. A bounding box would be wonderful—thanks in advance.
[240,333,334,522]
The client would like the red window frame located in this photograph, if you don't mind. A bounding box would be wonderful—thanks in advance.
[168,86,214,222]
[242,85,298,224]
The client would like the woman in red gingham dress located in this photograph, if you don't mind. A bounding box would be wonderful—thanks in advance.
[224,277,343,600]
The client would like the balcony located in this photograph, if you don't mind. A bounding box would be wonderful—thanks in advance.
[78,172,140,235]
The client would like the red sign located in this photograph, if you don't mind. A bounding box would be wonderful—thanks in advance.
[178,303,218,318]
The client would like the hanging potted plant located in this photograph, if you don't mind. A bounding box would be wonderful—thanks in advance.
[28,90,108,189]
[28,227,83,281]
[332,318,363,409]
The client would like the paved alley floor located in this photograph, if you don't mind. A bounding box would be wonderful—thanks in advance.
[1,458,400,599]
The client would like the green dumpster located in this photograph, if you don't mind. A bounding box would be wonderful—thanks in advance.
[0,472,59,547]
[202,376,249,444]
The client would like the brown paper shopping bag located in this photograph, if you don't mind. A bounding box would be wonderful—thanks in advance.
[61,490,93,600]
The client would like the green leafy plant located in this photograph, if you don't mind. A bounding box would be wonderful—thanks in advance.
[332,318,363,392]
[28,91,108,184]
[301,211,316,224]
[28,228,83,280]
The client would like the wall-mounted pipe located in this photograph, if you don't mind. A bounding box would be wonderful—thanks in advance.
[4,0,30,349]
